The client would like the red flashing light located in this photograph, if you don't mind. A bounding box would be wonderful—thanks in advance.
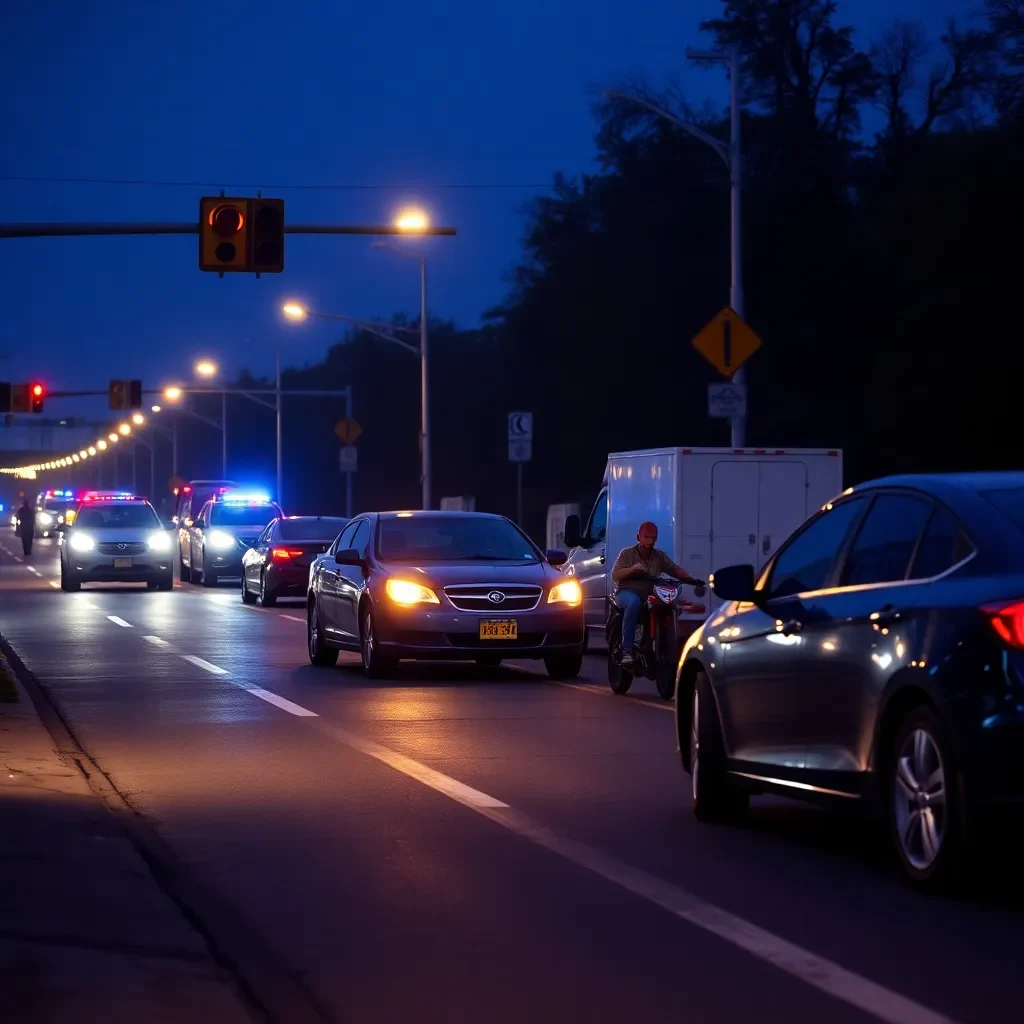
[983,600,1024,649]
[32,384,43,397]
[183,486,192,493]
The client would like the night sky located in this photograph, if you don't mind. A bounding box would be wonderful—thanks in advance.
[1,0,972,419]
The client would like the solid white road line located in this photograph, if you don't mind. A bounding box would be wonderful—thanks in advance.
[244,687,319,717]
[307,721,956,1024]
[107,616,133,628]
[281,614,305,623]
[143,636,170,647]
[181,654,228,675]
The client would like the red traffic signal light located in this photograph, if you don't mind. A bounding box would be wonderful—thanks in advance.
[199,197,249,272]
[30,383,44,414]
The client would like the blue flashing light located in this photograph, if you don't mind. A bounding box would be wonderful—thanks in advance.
[222,490,272,505]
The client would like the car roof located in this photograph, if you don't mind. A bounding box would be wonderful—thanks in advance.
[374,510,505,521]
[281,514,347,520]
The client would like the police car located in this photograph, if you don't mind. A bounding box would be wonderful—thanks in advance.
[59,494,175,592]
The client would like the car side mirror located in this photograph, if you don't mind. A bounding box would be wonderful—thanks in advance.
[710,564,758,603]
[334,547,362,567]
[546,548,568,567]
[564,514,582,549]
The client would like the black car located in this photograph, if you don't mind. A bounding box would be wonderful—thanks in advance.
[241,515,348,606]
[676,471,1024,889]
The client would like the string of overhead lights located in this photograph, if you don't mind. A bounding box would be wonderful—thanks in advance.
[1,412,149,479]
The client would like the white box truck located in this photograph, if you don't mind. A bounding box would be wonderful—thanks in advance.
[562,446,843,645]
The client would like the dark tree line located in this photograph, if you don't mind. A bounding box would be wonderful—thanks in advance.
[171,1,1024,541]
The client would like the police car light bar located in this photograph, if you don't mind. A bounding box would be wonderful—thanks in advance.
[222,491,272,504]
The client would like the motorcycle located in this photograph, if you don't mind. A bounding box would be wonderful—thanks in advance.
[606,572,706,699]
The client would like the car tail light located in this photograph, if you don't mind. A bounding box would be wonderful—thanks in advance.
[983,600,1024,649]
[271,548,303,561]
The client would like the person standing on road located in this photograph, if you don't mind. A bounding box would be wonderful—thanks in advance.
[16,497,35,556]
[611,521,691,666]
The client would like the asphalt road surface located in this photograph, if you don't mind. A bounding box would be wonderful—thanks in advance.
[2,534,1021,1024]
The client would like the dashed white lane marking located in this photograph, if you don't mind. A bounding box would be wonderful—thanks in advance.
[107,616,133,628]
[181,654,228,675]
[281,614,305,623]
[13,555,23,563]
[306,723,956,1024]
[143,636,170,647]
[26,565,40,575]
[245,687,319,717]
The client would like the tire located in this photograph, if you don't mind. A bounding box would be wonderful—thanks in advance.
[157,572,173,592]
[360,605,395,679]
[60,563,80,592]
[887,705,966,891]
[147,580,159,591]
[258,571,277,607]
[307,600,338,667]
[475,654,503,668]
[545,654,583,680]
[179,553,191,584]
[655,625,680,700]
[241,574,256,604]
[690,672,748,822]
[200,555,218,587]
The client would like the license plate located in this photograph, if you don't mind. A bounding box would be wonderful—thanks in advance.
[113,557,132,569]
[479,620,517,640]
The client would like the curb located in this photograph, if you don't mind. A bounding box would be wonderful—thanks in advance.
[0,632,332,1024]
[0,647,19,703]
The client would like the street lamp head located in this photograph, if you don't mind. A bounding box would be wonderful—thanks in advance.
[118,423,131,436]
[79,450,88,459]
[97,440,108,450]
[88,447,96,456]
[282,302,307,321]
[394,208,429,233]
[132,412,145,425]
[151,405,162,413]
[109,433,119,443]
[195,360,218,378]
[163,386,183,402]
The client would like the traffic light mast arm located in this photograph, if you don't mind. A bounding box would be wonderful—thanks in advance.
[0,222,457,239]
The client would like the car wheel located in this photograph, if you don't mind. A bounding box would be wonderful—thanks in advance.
[307,600,338,666]
[179,553,191,583]
[690,672,748,822]
[360,605,395,679]
[888,705,965,891]
[200,555,218,587]
[157,572,173,592]
[258,571,277,607]
[241,574,256,604]
[60,563,80,592]
[545,653,583,680]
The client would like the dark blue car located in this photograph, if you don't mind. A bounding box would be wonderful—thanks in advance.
[677,472,1024,890]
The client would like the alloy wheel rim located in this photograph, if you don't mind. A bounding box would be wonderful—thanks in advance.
[309,607,319,656]
[893,727,947,870]
[362,613,373,669]
[690,689,700,802]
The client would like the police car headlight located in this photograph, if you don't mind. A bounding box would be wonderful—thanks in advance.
[148,531,172,553]
[38,513,54,526]
[208,530,235,551]
[69,532,95,553]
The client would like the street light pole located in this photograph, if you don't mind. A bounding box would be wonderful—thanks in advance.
[606,48,746,446]
[221,390,227,477]
[275,353,283,508]
[420,258,430,511]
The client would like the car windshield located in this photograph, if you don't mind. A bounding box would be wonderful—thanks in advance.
[278,518,348,541]
[377,516,538,562]
[979,488,1024,532]
[74,504,160,529]
[42,502,69,515]
[212,503,282,528]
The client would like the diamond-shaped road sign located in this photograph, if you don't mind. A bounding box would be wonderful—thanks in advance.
[692,307,762,379]
[334,417,362,445]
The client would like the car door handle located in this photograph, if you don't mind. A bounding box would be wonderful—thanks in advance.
[872,605,900,628]
[781,619,802,635]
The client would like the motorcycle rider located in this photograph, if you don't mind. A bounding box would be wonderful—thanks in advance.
[611,521,691,666]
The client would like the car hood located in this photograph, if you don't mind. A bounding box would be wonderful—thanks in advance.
[72,527,162,543]
[375,560,554,588]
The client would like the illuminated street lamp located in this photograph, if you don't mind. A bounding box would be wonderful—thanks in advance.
[163,386,183,402]
[109,433,119,443]
[87,447,96,456]
[132,412,145,426]
[394,207,430,233]
[118,423,131,436]
[282,302,306,321]
[195,359,218,378]
[151,405,162,413]
[97,440,107,451]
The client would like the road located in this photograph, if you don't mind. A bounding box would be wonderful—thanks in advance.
[2,533,1021,1024]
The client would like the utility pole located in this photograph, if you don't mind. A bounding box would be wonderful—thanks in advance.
[420,260,430,510]
[275,354,283,509]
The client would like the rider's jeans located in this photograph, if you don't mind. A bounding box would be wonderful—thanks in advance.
[614,589,643,652]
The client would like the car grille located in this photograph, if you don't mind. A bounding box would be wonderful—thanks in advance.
[98,542,147,556]
[445,633,546,648]
[443,584,543,612]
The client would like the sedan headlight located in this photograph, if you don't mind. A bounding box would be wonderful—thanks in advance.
[38,513,54,526]
[69,532,95,553]
[386,579,440,606]
[548,579,583,607]
[207,530,235,550]
[148,531,172,553]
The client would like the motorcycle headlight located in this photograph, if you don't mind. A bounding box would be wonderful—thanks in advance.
[148,531,172,553]
[386,579,440,606]
[548,579,583,607]
[208,530,235,550]
[69,532,95,553]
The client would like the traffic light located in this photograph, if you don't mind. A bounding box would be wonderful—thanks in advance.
[9,384,29,413]
[199,197,249,272]
[30,383,44,414]
[250,198,285,274]
[109,379,142,409]
[199,196,284,274]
